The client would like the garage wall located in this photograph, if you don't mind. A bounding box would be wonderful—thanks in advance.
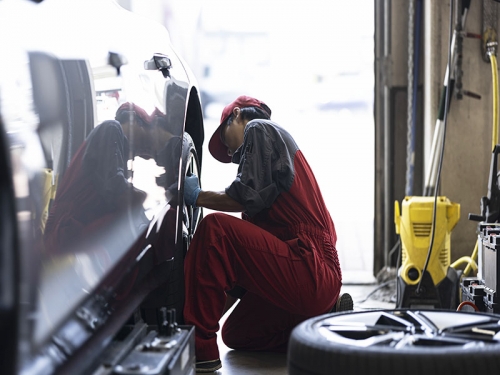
[424,0,498,261]
[376,0,500,273]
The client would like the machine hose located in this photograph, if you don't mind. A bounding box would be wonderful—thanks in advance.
[450,255,478,275]
[457,300,479,311]
[490,53,499,151]
[458,47,499,280]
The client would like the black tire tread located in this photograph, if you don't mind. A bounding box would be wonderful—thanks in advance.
[164,132,201,322]
[288,311,500,375]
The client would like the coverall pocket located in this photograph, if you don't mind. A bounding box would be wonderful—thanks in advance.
[285,237,311,261]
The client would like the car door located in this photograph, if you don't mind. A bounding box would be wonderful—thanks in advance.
[0,0,204,373]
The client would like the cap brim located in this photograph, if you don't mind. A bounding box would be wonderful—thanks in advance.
[208,122,232,163]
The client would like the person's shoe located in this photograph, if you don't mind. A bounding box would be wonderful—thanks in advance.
[196,359,222,373]
[333,293,354,312]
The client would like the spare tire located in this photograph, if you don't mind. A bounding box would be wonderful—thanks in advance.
[288,309,500,375]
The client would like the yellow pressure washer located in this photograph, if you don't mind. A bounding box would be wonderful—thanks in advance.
[394,196,460,308]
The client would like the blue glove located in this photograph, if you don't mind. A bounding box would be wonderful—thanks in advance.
[184,174,201,207]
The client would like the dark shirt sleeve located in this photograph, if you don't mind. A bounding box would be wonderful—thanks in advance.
[83,121,130,209]
[225,123,280,216]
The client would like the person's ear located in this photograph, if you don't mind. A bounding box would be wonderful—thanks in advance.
[232,107,240,118]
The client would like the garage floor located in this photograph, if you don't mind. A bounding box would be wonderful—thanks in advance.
[208,283,396,374]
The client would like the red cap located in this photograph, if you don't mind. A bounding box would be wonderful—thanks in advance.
[115,102,152,128]
[208,95,270,163]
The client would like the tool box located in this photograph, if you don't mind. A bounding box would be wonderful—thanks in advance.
[461,277,487,311]
[460,224,500,313]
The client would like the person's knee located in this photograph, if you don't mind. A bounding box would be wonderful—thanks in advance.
[220,308,265,350]
[221,323,239,349]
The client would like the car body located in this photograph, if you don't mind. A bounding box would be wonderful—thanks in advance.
[0,0,204,373]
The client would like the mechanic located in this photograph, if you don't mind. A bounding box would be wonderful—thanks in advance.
[183,95,352,373]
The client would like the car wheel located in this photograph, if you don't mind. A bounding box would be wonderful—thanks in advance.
[165,132,202,322]
[288,309,500,375]
[181,132,203,250]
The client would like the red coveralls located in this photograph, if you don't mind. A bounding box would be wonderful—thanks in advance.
[183,119,342,361]
[44,120,148,256]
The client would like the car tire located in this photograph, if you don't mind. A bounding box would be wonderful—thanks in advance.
[165,132,202,322]
[287,309,500,375]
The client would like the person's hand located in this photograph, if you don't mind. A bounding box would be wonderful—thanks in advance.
[184,174,201,207]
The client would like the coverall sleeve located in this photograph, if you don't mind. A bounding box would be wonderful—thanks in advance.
[225,124,280,216]
[83,121,130,210]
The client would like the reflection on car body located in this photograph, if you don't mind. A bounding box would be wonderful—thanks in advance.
[0,0,204,374]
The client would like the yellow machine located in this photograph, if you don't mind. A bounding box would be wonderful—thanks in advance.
[394,196,460,308]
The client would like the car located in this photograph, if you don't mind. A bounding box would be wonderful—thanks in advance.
[0,0,204,373]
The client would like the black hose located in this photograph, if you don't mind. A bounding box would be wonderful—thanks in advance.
[416,0,455,295]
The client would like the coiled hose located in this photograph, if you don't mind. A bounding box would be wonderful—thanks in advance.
[490,52,498,151]
[452,48,498,278]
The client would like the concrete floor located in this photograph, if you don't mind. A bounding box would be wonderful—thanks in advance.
[207,283,396,374]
